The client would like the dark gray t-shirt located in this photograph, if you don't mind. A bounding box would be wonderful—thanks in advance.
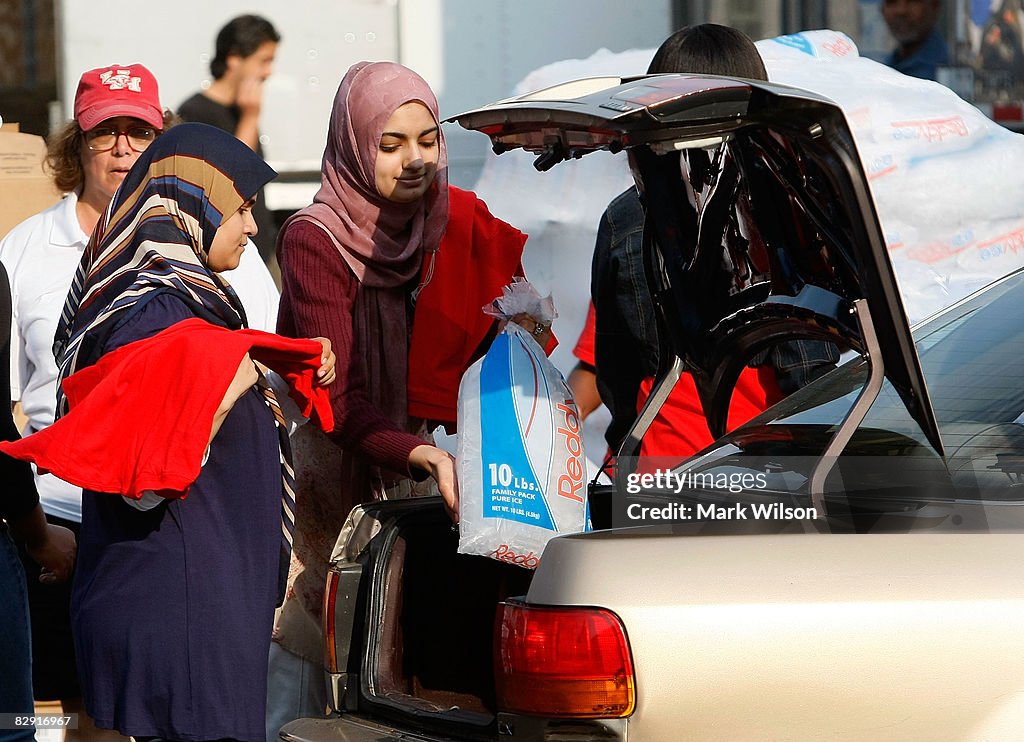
[178,93,279,262]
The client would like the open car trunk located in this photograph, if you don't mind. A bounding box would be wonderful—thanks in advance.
[327,499,532,740]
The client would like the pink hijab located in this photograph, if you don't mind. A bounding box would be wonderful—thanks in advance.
[291,61,449,288]
[278,61,449,521]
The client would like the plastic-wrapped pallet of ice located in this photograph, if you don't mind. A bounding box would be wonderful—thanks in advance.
[758,30,1024,323]
[473,32,1024,331]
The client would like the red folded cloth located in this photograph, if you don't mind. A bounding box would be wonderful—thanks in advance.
[0,318,333,499]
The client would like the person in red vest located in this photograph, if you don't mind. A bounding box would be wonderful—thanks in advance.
[588,25,838,470]
[575,298,784,470]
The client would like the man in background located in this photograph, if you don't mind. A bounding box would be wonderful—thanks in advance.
[881,0,950,80]
[179,15,281,273]
[979,0,1024,80]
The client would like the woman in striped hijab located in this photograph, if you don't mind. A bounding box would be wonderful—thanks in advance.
[53,122,334,742]
[55,122,269,380]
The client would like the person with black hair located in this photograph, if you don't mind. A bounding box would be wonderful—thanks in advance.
[590,23,838,461]
[646,23,773,79]
[179,14,282,270]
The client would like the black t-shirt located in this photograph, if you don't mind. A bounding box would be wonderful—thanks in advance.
[0,262,39,522]
[178,93,279,262]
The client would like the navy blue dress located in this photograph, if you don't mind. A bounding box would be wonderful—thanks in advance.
[71,294,282,742]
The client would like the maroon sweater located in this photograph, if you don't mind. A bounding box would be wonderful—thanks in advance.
[277,220,424,477]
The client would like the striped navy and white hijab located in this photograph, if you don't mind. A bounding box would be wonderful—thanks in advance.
[52,124,298,601]
[54,122,276,387]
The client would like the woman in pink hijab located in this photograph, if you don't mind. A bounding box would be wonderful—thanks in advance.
[271,61,470,729]
[277,61,455,511]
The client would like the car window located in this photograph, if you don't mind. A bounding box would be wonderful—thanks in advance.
[678,270,1024,517]
[730,271,1024,435]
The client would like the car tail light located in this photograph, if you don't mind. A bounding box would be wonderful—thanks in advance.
[494,600,635,719]
[322,569,340,673]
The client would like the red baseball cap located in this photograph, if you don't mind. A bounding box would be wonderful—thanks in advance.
[74,63,164,131]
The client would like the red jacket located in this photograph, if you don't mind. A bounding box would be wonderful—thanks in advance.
[573,298,783,462]
[0,318,332,498]
[407,186,528,425]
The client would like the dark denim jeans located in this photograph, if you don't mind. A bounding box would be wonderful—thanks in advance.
[0,527,35,742]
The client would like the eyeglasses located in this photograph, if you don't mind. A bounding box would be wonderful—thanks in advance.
[84,125,158,153]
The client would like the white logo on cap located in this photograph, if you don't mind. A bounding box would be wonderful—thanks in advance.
[99,69,142,93]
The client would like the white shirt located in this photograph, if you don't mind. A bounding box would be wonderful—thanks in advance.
[2,194,87,521]
[1,193,280,522]
[223,239,280,332]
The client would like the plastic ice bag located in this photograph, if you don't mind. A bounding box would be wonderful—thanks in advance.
[456,322,587,568]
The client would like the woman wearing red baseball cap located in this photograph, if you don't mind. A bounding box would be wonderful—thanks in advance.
[55,64,169,238]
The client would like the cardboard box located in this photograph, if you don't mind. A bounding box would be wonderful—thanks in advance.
[0,126,61,240]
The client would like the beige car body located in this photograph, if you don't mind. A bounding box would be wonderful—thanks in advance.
[527,530,1024,740]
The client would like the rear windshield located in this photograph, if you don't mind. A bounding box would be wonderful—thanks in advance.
[658,271,1024,528]
[739,270,1024,440]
